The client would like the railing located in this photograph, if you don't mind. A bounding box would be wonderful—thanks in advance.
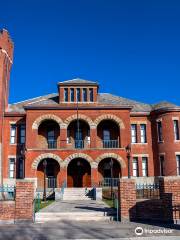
[0,185,15,200]
[136,183,160,199]
[37,177,57,190]
[99,178,120,187]
[102,140,119,149]
[47,140,57,149]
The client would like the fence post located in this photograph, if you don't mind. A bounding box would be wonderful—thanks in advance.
[118,179,136,222]
[15,180,35,223]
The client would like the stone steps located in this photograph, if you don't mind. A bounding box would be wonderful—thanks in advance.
[35,211,116,222]
[62,188,93,201]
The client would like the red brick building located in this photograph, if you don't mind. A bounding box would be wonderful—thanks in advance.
[1,29,180,188]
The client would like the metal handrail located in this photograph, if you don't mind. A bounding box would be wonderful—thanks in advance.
[102,140,119,148]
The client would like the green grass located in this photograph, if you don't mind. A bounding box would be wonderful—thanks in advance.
[35,199,55,212]
[103,198,115,208]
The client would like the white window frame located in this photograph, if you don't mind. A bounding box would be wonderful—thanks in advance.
[142,157,148,177]
[9,158,15,178]
[10,124,16,144]
[131,124,137,143]
[140,124,147,143]
[132,157,139,177]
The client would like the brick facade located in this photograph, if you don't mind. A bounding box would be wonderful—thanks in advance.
[1,29,180,188]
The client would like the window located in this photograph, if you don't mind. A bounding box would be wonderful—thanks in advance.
[76,88,80,102]
[18,158,24,179]
[142,157,148,177]
[173,120,180,140]
[10,124,16,144]
[176,155,180,176]
[160,155,165,176]
[157,121,163,142]
[103,129,110,141]
[132,157,139,177]
[140,124,147,143]
[9,158,15,178]
[131,124,137,143]
[70,88,74,102]
[89,88,93,102]
[47,129,56,148]
[19,124,25,144]
[64,88,68,102]
[82,88,87,102]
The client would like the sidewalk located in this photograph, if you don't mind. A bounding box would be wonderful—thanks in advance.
[0,220,179,240]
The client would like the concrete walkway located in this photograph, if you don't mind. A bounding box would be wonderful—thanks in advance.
[40,200,112,213]
[36,200,116,222]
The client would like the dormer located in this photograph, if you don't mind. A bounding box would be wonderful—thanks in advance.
[58,78,99,103]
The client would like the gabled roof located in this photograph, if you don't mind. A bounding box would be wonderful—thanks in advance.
[58,78,98,86]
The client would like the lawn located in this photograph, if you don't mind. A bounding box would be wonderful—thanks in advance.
[35,199,55,212]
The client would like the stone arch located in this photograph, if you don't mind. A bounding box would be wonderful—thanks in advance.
[63,153,94,168]
[94,114,125,129]
[32,153,63,169]
[95,153,126,168]
[32,114,63,130]
[64,114,95,129]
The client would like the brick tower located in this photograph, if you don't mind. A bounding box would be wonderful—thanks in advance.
[0,29,14,184]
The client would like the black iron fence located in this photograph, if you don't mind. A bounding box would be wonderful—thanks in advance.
[136,183,160,199]
[0,185,15,200]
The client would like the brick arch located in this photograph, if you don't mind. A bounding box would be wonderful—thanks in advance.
[64,114,95,129]
[94,114,125,129]
[32,114,63,129]
[63,153,94,168]
[95,153,126,168]
[32,153,63,169]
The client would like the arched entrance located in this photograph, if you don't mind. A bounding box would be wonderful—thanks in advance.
[67,158,91,187]
[98,158,121,181]
[37,158,60,189]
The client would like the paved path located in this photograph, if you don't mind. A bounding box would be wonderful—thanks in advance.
[0,221,179,239]
[40,200,112,213]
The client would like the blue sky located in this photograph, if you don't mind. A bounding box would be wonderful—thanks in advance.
[1,0,180,104]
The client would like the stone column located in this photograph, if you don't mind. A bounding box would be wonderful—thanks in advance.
[15,180,34,223]
[118,179,136,222]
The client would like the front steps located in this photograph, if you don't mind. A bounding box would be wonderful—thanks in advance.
[62,188,93,200]
[35,200,117,223]
[35,211,116,222]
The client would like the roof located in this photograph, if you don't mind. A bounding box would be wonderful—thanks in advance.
[151,101,179,111]
[58,78,98,86]
[7,92,154,113]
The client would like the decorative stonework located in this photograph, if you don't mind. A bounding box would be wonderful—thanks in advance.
[95,153,126,168]
[63,153,94,168]
[32,114,63,129]
[32,153,63,169]
[64,114,95,129]
[94,114,125,129]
